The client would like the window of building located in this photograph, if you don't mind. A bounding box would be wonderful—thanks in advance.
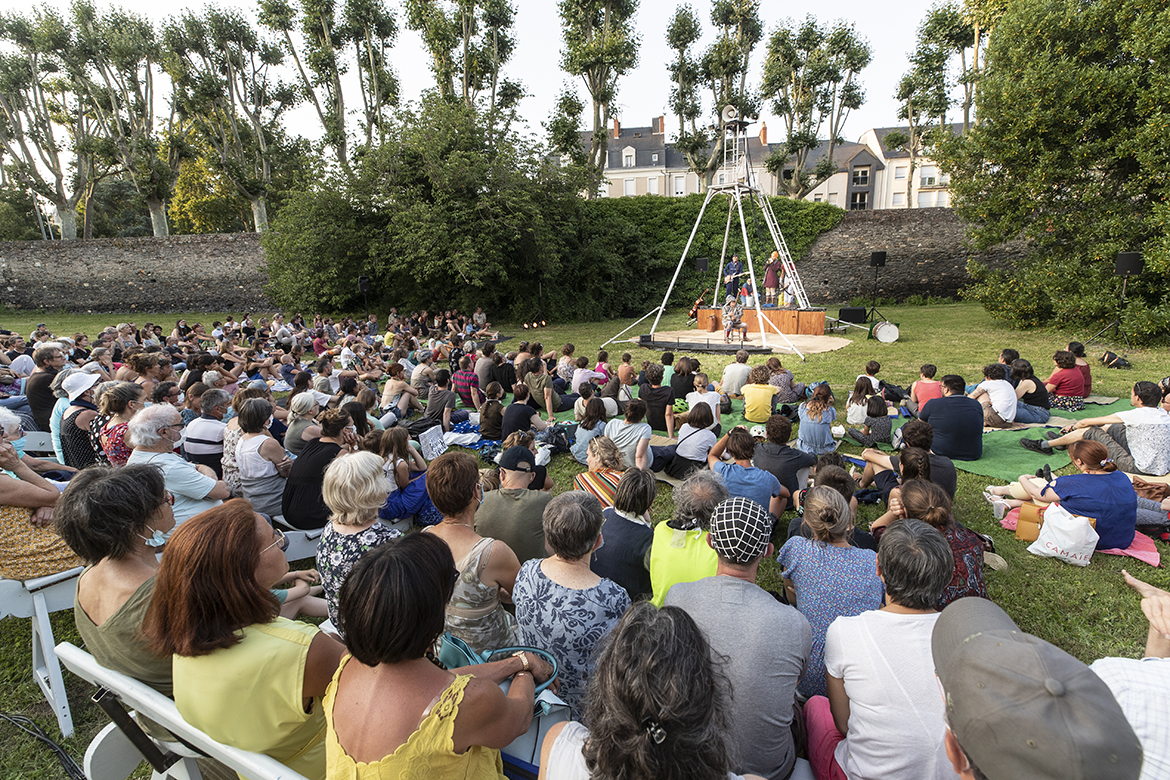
[623,153,634,168]
[852,166,870,186]
[920,165,938,187]
[647,176,659,195]
[850,192,868,210]
[917,191,934,208]
[894,166,908,180]
[813,193,823,202]
[674,176,686,196]
[651,153,659,163]
[892,192,905,206]
[939,172,950,186]
[623,178,636,197]
[828,192,838,205]
[936,191,949,207]
[717,173,726,185]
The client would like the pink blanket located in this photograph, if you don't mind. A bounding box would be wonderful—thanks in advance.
[1001,508,1161,567]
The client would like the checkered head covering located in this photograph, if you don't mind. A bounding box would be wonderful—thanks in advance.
[709,497,773,564]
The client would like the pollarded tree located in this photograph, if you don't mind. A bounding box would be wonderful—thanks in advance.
[883,33,950,209]
[558,0,639,199]
[667,0,763,191]
[761,15,870,199]
[918,2,974,133]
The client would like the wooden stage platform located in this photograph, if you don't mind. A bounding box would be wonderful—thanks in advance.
[696,307,826,336]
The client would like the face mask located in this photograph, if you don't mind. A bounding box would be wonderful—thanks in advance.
[176,392,186,404]
[11,436,25,460]
[139,527,173,548]
[266,416,275,428]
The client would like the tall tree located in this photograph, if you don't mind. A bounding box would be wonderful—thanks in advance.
[558,0,639,199]
[917,2,975,133]
[883,32,950,208]
[0,8,94,240]
[761,16,870,199]
[667,0,763,191]
[73,1,183,237]
[164,8,296,231]
[961,0,1007,128]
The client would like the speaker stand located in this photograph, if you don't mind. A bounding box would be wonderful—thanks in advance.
[866,265,886,323]
[1086,277,1132,348]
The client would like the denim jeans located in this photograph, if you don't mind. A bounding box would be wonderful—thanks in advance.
[1013,401,1050,424]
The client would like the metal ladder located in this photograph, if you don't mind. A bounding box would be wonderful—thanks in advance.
[754,190,811,309]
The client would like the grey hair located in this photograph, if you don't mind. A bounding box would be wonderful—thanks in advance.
[0,407,21,435]
[583,603,735,780]
[202,370,222,386]
[288,392,319,420]
[671,470,729,531]
[127,404,181,448]
[51,366,80,398]
[877,519,954,611]
[802,485,852,542]
[614,467,657,516]
[200,389,231,414]
[542,492,604,561]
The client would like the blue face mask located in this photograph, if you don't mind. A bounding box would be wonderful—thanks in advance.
[11,436,25,461]
[139,527,173,548]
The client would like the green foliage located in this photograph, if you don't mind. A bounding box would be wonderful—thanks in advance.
[938,0,1170,344]
[171,155,251,234]
[0,188,39,240]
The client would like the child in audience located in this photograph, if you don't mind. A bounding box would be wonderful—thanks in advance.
[845,377,873,425]
[742,365,780,423]
[846,395,893,447]
[857,360,881,392]
[594,350,612,382]
[796,384,838,455]
[905,363,943,415]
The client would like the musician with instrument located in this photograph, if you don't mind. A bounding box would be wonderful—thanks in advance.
[724,255,744,300]
[722,296,747,344]
[764,251,783,307]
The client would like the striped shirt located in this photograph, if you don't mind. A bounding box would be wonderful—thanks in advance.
[451,369,480,407]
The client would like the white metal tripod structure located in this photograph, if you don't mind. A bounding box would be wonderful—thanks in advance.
[645,113,808,360]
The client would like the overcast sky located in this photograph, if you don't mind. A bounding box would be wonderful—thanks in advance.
[32,0,944,146]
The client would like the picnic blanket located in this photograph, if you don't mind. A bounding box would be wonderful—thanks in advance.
[1084,395,1120,405]
[1000,508,1160,567]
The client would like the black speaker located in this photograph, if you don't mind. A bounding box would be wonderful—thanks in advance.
[639,334,652,345]
[839,307,866,324]
[869,251,887,268]
[696,256,709,272]
[358,275,371,293]
[1115,252,1143,277]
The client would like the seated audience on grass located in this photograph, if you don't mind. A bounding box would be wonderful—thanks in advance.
[649,402,715,477]
[846,395,893,447]
[859,445,932,507]
[872,479,988,607]
[501,383,548,440]
[27,343,65,431]
[919,375,983,460]
[143,500,345,780]
[904,364,943,415]
[316,451,401,638]
[526,356,578,422]
[220,387,268,496]
[284,392,323,457]
[178,381,208,427]
[1009,358,1051,424]
[1023,380,1170,477]
[786,463,875,547]
[777,486,883,700]
[860,419,957,499]
[767,357,805,405]
[669,356,697,401]
[236,398,292,518]
[591,467,657,601]
[805,519,955,780]
[968,363,1017,428]
[572,436,626,510]
[378,362,421,427]
[989,439,1138,550]
[327,533,555,779]
[500,430,553,492]
[452,355,483,412]
[1045,349,1086,412]
[424,451,520,654]
[666,496,811,780]
[685,372,722,432]
[603,398,651,470]
[183,388,230,478]
[474,445,552,565]
[474,342,495,388]
[708,426,787,518]
[514,491,630,718]
[845,377,873,426]
[796,383,838,455]
[0,427,78,580]
[936,597,1143,780]
[60,373,101,469]
[478,381,506,441]
[857,360,881,393]
[282,409,357,530]
[127,405,229,524]
[571,356,607,400]
[570,396,607,465]
[0,408,75,482]
[600,363,635,413]
[649,470,727,607]
[377,426,438,527]
[1068,339,1092,396]
[741,365,780,424]
[98,381,146,467]
[638,363,675,436]
[720,350,752,397]
[753,414,817,512]
[410,349,437,396]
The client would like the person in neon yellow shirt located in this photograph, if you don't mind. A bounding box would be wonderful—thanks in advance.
[649,470,727,607]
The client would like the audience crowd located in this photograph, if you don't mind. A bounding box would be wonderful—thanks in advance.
[0,311,1167,780]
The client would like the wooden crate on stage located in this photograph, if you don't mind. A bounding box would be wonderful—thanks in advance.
[697,308,824,336]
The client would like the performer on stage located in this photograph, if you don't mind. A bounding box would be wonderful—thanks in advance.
[722,296,747,344]
[763,251,782,308]
[723,254,743,300]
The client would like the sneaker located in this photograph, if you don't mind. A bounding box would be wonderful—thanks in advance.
[1020,437,1050,453]
[1043,429,1063,440]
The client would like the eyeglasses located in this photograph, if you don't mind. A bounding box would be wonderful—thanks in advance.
[261,527,288,554]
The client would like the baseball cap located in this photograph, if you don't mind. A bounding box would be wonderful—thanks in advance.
[709,497,773,564]
[498,446,534,473]
[932,598,1142,780]
[64,372,100,401]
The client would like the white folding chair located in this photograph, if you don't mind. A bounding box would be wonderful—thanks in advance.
[0,565,85,737]
[270,515,323,562]
[56,642,311,780]
[22,429,56,459]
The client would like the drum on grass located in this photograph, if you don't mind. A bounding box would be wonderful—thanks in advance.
[871,321,899,343]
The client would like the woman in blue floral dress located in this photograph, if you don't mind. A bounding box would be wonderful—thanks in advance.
[512,491,630,717]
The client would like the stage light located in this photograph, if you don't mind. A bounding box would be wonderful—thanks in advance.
[523,322,529,329]
[540,320,547,327]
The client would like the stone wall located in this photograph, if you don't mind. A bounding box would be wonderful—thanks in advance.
[0,233,270,313]
[797,208,1027,305]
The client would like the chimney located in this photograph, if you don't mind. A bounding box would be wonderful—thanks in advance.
[759,122,767,145]
[653,115,665,134]
[613,118,620,139]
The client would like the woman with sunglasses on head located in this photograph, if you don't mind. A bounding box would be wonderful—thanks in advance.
[144,499,346,780]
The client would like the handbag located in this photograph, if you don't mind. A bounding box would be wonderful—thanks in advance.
[664,427,706,480]
[1027,502,1098,566]
[437,633,559,695]
[1132,477,1170,502]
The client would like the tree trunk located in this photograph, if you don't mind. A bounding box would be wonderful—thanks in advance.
[147,197,169,237]
[83,191,94,240]
[251,196,269,232]
[57,204,78,240]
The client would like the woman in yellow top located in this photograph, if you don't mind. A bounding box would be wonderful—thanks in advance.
[324,532,556,779]
[144,499,346,780]
[740,365,779,424]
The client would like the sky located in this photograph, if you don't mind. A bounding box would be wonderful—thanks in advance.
[29,0,943,148]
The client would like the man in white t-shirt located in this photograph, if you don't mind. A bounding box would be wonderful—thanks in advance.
[686,372,723,435]
[967,363,1017,428]
[807,519,955,780]
[603,399,652,470]
[720,350,752,397]
[1028,380,1170,475]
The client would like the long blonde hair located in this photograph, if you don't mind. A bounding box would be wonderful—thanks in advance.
[805,384,833,422]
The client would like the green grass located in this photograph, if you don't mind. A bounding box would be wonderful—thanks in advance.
[3,301,1169,778]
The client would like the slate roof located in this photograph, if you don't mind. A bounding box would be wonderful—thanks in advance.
[869,123,963,159]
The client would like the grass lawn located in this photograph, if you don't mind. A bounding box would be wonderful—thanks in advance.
[2,301,1169,779]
